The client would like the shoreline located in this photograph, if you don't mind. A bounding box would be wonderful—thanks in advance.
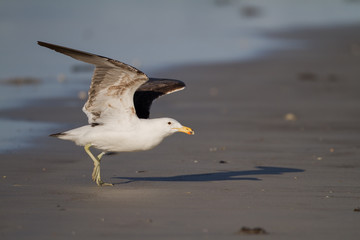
[1,24,360,239]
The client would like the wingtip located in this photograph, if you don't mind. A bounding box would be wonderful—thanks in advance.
[37,41,47,47]
[37,41,58,49]
[37,41,57,50]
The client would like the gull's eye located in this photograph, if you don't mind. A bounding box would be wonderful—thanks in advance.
[168,122,172,125]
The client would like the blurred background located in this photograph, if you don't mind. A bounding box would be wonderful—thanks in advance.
[1,0,360,152]
[1,0,360,78]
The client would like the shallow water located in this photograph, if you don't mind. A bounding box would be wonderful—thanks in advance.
[1,0,360,152]
[0,77,89,152]
[0,118,57,153]
[1,0,359,78]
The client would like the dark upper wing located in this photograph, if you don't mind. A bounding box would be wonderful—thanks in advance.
[134,78,185,119]
[38,41,148,125]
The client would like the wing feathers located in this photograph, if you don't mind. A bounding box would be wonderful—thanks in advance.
[38,42,185,123]
[38,41,148,125]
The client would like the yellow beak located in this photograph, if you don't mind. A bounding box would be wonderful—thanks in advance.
[175,126,195,135]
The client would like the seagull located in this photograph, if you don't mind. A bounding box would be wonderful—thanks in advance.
[38,41,194,186]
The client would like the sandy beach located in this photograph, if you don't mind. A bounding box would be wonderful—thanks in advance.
[1,24,360,239]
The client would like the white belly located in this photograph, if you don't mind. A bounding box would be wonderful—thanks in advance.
[61,124,165,152]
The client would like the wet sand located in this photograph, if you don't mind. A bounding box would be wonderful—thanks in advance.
[1,25,360,239]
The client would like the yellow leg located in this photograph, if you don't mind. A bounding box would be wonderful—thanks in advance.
[97,152,106,160]
[84,144,113,186]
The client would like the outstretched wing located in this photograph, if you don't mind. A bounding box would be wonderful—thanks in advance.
[134,78,185,119]
[38,41,148,125]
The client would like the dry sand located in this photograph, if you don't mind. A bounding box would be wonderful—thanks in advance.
[1,25,360,239]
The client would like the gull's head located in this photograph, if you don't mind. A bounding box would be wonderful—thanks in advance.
[161,118,194,136]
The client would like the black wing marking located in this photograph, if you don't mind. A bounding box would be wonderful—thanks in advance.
[134,78,185,119]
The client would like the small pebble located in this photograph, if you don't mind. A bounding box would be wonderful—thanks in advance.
[56,204,66,211]
[284,113,297,121]
[209,147,217,152]
[57,74,66,83]
[209,146,226,152]
[237,227,268,235]
[78,91,87,100]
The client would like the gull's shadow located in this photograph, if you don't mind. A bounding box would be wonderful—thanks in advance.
[112,166,304,184]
